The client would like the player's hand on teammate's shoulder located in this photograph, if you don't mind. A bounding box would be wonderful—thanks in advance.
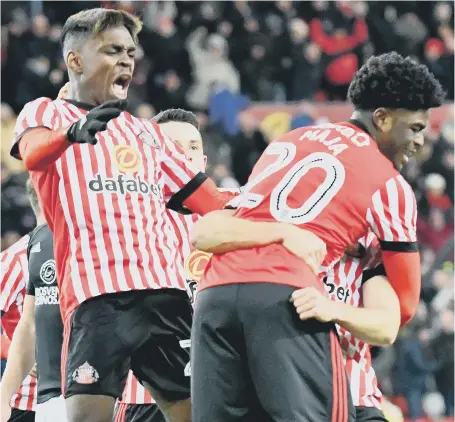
[66,99,128,145]
[280,225,326,273]
[290,287,336,323]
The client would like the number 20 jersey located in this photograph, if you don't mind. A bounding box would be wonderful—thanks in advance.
[200,120,418,291]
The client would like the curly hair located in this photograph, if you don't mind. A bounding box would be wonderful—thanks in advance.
[347,52,446,111]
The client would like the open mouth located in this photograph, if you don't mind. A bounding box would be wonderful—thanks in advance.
[112,75,132,98]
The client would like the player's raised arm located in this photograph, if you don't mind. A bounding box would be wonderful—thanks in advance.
[366,176,421,326]
[11,98,127,171]
[142,120,239,215]
[191,210,327,273]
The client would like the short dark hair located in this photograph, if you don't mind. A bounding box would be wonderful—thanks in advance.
[152,109,199,129]
[61,8,142,54]
[26,179,41,216]
[347,52,445,111]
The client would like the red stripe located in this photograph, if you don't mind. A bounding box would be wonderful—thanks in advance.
[330,331,339,422]
[35,99,51,127]
[61,315,73,397]
[115,403,128,422]
[330,330,349,422]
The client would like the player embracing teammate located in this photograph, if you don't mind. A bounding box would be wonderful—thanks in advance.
[190,52,445,422]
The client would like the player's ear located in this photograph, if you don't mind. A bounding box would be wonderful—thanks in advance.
[372,108,393,133]
[66,51,83,75]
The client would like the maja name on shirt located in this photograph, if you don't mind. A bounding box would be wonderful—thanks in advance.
[299,123,371,157]
[35,286,59,306]
[88,174,162,198]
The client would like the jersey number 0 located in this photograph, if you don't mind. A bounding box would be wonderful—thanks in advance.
[240,143,346,224]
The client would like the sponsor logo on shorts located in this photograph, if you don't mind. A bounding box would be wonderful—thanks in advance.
[113,145,141,173]
[88,174,161,197]
[185,250,212,282]
[40,259,56,285]
[72,362,99,385]
[36,286,59,306]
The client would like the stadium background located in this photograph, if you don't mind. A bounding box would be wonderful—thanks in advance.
[0,1,453,421]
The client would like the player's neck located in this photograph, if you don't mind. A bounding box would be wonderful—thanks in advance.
[67,83,98,106]
[36,214,47,226]
[349,111,379,141]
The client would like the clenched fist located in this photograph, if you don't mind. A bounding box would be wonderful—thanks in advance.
[290,287,336,323]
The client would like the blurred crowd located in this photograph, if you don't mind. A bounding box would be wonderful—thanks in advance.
[1,1,454,421]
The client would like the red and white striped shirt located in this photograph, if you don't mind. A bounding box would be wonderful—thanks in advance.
[324,232,383,408]
[1,235,37,411]
[13,98,204,321]
[120,371,155,405]
[202,122,418,292]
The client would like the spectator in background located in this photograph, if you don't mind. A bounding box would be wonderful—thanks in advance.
[310,1,369,99]
[186,27,240,110]
[394,304,439,421]
[1,103,22,174]
[288,18,324,100]
[432,309,455,417]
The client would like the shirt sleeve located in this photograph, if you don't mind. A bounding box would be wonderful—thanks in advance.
[142,120,235,215]
[1,255,25,313]
[142,120,207,205]
[366,175,418,252]
[11,97,60,160]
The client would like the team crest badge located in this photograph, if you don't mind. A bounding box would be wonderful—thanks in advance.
[72,362,99,384]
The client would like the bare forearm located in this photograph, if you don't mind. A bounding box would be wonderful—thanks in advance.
[332,302,399,346]
[191,211,284,253]
[0,322,35,400]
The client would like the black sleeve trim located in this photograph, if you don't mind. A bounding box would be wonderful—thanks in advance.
[166,172,208,213]
[361,264,386,285]
[10,125,51,160]
[379,240,418,252]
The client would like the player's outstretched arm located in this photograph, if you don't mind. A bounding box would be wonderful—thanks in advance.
[13,99,127,171]
[291,272,400,346]
[191,210,326,273]
[0,295,36,421]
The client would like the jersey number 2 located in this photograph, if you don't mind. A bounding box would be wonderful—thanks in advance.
[240,143,346,224]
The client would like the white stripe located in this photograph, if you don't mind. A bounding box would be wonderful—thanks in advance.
[113,116,149,290]
[371,189,393,241]
[80,139,117,293]
[1,264,23,312]
[385,178,407,241]
[54,106,85,304]
[396,175,417,241]
[133,118,171,288]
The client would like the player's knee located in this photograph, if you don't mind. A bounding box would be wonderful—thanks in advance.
[65,394,116,422]
[155,397,191,422]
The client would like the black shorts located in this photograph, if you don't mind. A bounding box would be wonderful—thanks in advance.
[356,406,387,421]
[114,403,166,422]
[8,409,35,422]
[62,289,192,402]
[191,283,355,422]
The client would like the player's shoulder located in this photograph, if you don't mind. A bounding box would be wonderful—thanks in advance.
[1,235,30,258]
[28,224,51,248]
[19,97,55,114]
